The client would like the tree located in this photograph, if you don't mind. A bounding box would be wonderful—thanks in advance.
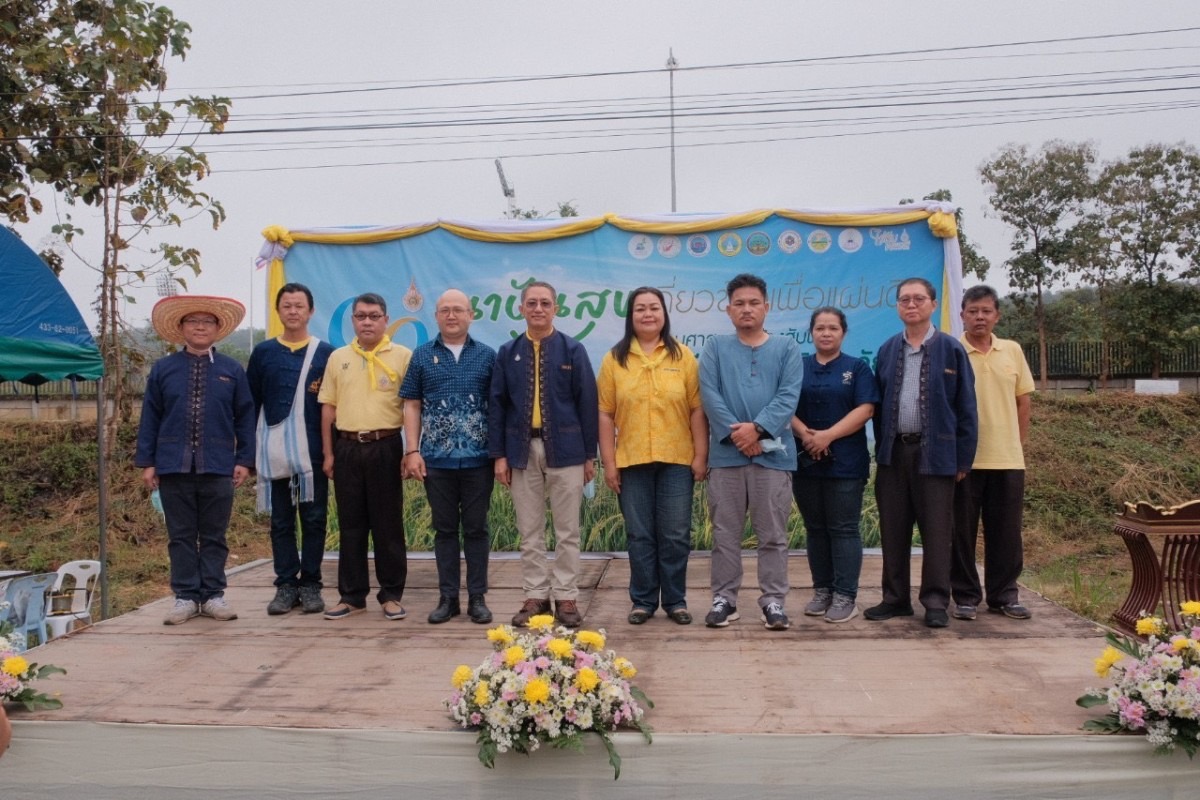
[1094,144,1200,377]
[2,0,229,449]
[505,200,580,219]
[899,189,991,279]
[980,141,1097,388]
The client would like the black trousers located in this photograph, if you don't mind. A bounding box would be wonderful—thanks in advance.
[951,468,1025,608]
[874,439,956,612]
[425,464,494,599]
[332,436,407,606]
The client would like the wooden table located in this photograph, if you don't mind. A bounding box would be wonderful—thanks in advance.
[1112,500,1200,634]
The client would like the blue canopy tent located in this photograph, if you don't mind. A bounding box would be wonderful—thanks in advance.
[0,227,110,618]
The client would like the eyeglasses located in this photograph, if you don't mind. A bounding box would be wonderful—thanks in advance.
[182,317,218,326]
[523,299,555,309]
[437,306,471,316]
[352,312,386,321]
[897,295,931,306]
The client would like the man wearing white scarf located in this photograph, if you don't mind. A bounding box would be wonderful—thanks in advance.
[247,283,334,616]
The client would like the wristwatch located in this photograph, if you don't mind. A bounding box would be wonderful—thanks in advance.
[754,423,768,439]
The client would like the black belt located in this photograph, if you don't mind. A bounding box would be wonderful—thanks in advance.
[339,428,402,443]
[897,432,922,444]
[530,428,542,438]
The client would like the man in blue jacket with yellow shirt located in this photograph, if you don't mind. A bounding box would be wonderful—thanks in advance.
[866,277,977,629]
[489,281,598,629]
[137,295,255,626]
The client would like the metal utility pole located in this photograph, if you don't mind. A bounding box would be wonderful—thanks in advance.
[495,158,517,218]
[667,48,679,212]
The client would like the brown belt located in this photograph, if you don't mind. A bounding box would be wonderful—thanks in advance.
[339,428,402,443]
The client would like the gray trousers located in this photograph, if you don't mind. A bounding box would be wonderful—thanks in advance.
[707,464,792,609]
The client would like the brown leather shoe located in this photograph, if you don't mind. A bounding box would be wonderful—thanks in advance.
[555,599,583,628]
[511,597,552,627]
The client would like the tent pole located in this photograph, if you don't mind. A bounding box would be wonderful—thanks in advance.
[97,376,109,620]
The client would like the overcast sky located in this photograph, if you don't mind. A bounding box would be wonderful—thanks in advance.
[18,1,1200,331]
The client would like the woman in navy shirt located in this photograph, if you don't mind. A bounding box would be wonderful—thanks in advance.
[791,307,879,623]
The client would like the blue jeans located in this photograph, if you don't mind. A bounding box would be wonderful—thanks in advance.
[158,472,235,603]
[619,462,694,613]
[269,467,328,588]
[424,464,494,598]
[792,475,866,599]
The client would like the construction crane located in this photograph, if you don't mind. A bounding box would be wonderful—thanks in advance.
[495,158,517,218]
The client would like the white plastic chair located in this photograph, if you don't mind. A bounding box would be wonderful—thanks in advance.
[44,559,101,640]
[2,573,56,649]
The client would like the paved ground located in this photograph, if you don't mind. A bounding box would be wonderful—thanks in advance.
[15,552,1108,735]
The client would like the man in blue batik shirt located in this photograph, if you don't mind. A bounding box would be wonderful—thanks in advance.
[401,288,498,625]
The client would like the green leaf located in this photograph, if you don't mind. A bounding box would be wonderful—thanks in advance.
[1081,716,1124,734]
[1076,693,1108,709]
[596,730,622,780]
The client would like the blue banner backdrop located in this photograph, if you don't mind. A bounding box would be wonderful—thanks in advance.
[270,212,961,374]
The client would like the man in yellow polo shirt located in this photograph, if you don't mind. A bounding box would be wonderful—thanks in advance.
[951,285,1035,621]
[318,292,412,621]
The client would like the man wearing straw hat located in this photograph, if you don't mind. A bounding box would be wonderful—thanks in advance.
[247,282,334,616]
[137,295,255,625]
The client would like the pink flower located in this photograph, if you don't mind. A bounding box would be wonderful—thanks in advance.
[1118,696,1147,730]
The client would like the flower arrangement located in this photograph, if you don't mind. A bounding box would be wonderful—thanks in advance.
[445,614,652,779]
[1077,600,1200,757]
[0,601,66,711]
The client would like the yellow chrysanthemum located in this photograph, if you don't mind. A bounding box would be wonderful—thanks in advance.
[1,655,29,677]
[1181,600,1200,617]
[1171,636,1193,652]
[546,638,574,659]
[1094,646,1123,678]
[575,630,606,650]
[504,645,527,667]
[1136,617,1164,637]
[614,657,637,679]
[524,677,551,704]
[575,667,600,693]
[474,682,491,707]
[487,626,514,645]
[451,664,473,689]
[527,614,556,631]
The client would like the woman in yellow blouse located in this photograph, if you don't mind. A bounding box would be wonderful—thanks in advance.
[598,287,708,625]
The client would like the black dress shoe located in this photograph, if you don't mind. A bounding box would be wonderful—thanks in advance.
[467,594,493,624]
[925,609,950,628]
[864,602,915,621]
[428,596,461,624]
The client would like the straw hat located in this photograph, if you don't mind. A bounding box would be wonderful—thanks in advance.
[151,295,245,345]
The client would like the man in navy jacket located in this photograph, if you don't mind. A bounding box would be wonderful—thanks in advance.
[137,295,255,626]
[866,277,977,629]
[489,281,598,629]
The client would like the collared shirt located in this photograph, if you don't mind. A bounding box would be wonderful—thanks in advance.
[318,339,411,432]
[399,334,496,469]
[793,352,879,480]
[962,333,1035,469]
[597,339,701,469]
[898,324,936,434]
[246,336,334,462]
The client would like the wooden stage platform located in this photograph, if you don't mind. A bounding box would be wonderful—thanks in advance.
[7,552,1197,799]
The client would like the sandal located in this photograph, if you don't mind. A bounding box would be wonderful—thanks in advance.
[627,607,653,625]
[667,607,693,625]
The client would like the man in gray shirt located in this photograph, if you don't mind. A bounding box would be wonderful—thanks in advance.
[699,273,804,631]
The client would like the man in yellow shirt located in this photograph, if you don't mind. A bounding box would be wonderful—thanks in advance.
[318,292,412,621]
[951,285,1035,621]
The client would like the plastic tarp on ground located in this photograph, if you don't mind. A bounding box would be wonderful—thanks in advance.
[0,227,103,385]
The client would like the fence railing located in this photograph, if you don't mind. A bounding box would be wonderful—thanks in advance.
[1023,341,1200,378]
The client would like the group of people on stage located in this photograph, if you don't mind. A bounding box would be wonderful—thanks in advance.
[135,270,1034,633]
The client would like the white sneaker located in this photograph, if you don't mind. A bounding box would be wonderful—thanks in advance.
[163,598,199,626]
[200,596,238,621]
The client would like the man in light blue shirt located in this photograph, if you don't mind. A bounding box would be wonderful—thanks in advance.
[699,273,804,630]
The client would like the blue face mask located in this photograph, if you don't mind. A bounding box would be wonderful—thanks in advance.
[150,489,164,518]
[582,478,596,500]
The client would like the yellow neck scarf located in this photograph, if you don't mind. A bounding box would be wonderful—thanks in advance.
[350,336,399,390]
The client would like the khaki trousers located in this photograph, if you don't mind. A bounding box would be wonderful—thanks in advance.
[510,439,585,600]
